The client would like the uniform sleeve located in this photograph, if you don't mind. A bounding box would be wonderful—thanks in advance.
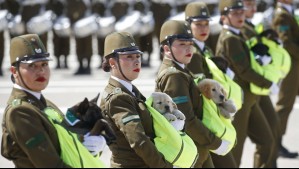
[273,12,299,61]
[108,94,172,168]
[161,73,222,150]
[6,107,70,168]
[224,36,272,88]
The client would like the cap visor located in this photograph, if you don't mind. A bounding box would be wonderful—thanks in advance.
[21,57,53,64]
[191,18,212,22]
[117,50,143,55]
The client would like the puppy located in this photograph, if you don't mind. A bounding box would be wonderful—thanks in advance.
[151,92,186,131]
[63,94,116,145]
[197,79,237,120]
[210,56,229,74]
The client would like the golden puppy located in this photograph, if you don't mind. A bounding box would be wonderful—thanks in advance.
[197,79,237,120]
[151,92,186,131]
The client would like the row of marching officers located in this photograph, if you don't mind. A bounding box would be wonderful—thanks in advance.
[0,0,195,75]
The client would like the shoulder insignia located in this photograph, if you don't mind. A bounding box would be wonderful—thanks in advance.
[167,67,177,73]
[12,99,21,107]
[113,88,122,95]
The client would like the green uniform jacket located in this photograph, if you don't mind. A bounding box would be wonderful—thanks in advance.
[187,44,213,78]
[100,78,172,168]
[215,28,272,89]
[272,6,299,61]
[1,88,70,168]
[155,58,222,166]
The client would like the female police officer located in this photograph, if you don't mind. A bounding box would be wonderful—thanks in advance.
[185,2,245,168]
[1,34,106,168]
[155,20,234,168]
[216,0,276,167]
[100,32,172,168]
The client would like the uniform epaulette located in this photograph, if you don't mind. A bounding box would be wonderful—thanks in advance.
[104,87,123,101]
[167,67,177,73]
[11,99,22,107]
[226,31,232,35]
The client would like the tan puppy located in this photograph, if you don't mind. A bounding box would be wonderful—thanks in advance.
[197,79,237,120]
[151,92,186,131]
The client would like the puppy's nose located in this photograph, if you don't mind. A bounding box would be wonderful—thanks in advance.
[220,95,225,101]
[165,106,170,111]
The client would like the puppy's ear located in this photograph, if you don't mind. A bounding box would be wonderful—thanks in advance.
[205,85,213,99]
[199,82,212,99]
[91,93,100,104]
[78,98,90,116]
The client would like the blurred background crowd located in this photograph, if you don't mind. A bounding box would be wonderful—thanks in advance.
[0,0,298,76]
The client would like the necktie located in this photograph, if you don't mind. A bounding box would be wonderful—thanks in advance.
[40,95,47,107]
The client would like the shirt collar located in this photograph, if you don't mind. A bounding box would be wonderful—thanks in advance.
[193,39,205,51]
[278,2,293,14]
[13,84,42,100]
[165,57,185,69]
[111,76,134,95]
[223,25,241,35]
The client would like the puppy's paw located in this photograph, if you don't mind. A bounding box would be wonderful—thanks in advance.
[171,119,185,131]
[173,109,186,120]
[164,113,177,122]
[219,107,232,119]
[223,100,237,113]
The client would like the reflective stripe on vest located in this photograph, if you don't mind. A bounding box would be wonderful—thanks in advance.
[201,96,236,155]
[145,97,198,168]
[204,57,243,110]
[43,107,106,168]
[246,37,290,95]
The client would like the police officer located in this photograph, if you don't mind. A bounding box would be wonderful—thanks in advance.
[6,0,21,38]
[134,0,154,67]
[21,0,49,49]
[272,0,299,159]
[92,0,107,68]
[47,0,70,69]
[156,20,235,168]
[185,2,241,168]
[241,0,283,166]
[1,34,106,167]
[66,0,93,75]
[0,0,6,76]
[100,32,173,168]
[216,0,276,167]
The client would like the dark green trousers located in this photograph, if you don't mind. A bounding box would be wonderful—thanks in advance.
[276,61,299,135]
[232,88,274,168]
[259,96,281,167]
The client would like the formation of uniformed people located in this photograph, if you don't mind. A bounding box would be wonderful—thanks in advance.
[1,0,299,168]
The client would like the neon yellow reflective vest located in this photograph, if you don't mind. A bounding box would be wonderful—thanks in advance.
[246,37,290,95]
[259,37,291,77]
[204,57,243,111]
[44,107,106,168]
[194,78,237,155]
[145,97,198,168]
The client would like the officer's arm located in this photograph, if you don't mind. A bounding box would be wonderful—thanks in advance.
[224,37,272,88]
[161,73,222,150]
[273,12,299,60]
[6,107,71,168]
[108,94,172,168]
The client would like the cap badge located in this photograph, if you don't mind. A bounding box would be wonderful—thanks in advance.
[202,12,207,16]
[35,48,42,53]
[131,43,136,46]
[238,2,242,6]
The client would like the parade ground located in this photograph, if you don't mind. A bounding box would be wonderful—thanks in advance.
[0,34,299,168]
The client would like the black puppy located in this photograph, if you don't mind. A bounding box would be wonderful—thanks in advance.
[64,94,116,145]
[211,56,229,74]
